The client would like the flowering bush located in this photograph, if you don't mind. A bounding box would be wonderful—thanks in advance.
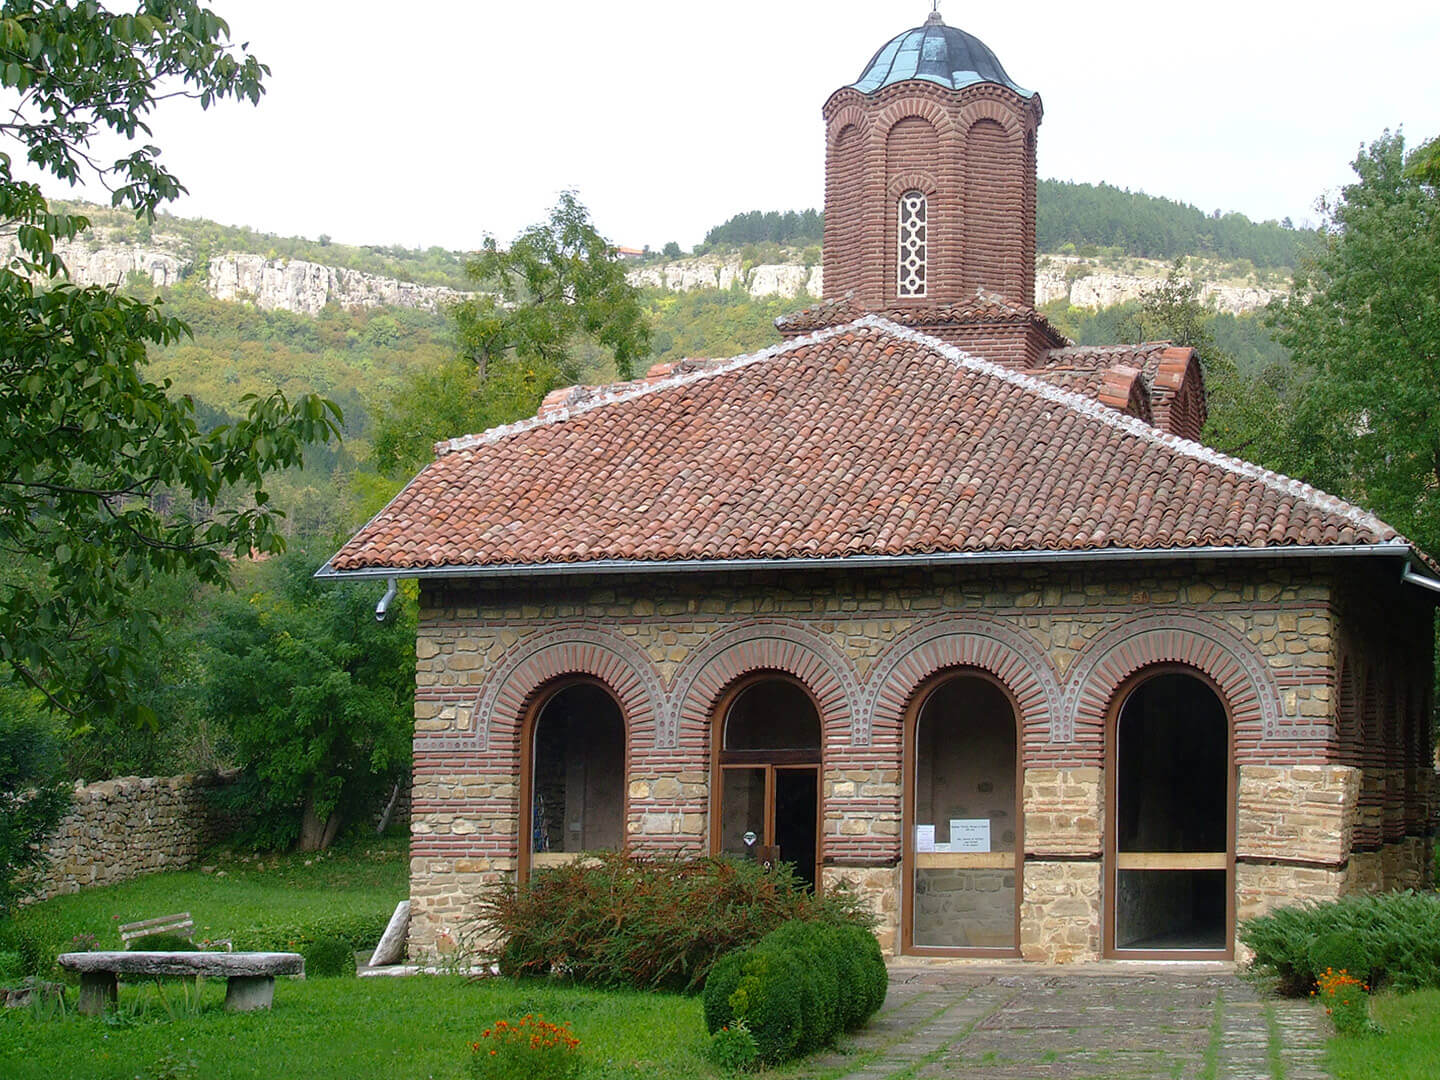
[467,1014,581,1080]
[1314,967,1372,1036]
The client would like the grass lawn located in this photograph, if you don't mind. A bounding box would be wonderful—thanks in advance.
[0,976,722,1080]
[2,835,407,953]
[1324,989,1440,1079]
[0,838,744,1079]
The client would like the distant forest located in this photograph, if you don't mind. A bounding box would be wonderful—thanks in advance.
[703,181,1313,269]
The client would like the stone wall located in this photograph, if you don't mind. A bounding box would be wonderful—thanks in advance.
[30,773,236,902]
[406,560,1435,962]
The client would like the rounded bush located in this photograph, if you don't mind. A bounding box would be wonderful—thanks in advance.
[728,949,806,1065]
[759,922,839,1051]
[302,935,356,978]
[702,948,748,1034]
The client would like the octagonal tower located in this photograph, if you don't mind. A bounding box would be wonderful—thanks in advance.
[822,10,1043,313]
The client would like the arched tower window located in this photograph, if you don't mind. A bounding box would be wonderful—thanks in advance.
[897,191,928,298]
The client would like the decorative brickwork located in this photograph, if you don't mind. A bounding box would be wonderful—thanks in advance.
[1023,767,1102,858]
[1061,611,1292,754]
[822,81,1040,314]
[468,626,664,751]
[862,615,1061,748]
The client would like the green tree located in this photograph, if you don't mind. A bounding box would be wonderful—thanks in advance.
[372,193,649,475]
[1270,131,1440,553]
[0,685,70,915]
[200,549,414,851]
[0,1,342,722]
[1121,260,1292,462]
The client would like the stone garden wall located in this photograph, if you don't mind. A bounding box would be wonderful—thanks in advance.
[30,772,237,902]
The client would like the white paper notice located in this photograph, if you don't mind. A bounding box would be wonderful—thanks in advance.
[950,818,991,853]
[915,825,936,852]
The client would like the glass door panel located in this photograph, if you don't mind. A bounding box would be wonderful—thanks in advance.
[720,767,767,862]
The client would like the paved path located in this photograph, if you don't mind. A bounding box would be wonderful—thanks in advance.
[790,962,1328,1080]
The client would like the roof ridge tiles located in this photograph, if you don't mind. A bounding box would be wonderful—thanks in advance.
[854,315,1392,538]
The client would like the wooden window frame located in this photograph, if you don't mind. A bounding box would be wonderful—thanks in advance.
[900,668,1024,958]
[708,672,825,893]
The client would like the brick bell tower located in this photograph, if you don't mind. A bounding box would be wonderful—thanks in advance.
[802,7,1065,366]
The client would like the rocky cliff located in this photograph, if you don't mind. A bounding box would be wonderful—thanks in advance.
[5,233,468,316]
[7,230,1286,318]
[626,252,1285,314]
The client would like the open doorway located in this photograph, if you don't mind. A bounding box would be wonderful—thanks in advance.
[1106,669,1233,957]
[521,680,626,880]
[713,676,822,889]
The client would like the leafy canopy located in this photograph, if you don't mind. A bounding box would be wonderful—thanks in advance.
[0,1,342,722]
[373,192,649,475]
[1270,131,1440,554]
[200,549,415,851]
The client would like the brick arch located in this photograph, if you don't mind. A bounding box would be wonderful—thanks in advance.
[888,171,938,197]
[669,621,862,748]
[860,616,1060,749]
[470,626,663,752]
[877,98,953,137]
[826,104,871,142]
[955,99,1026,139]
[1061,613,1285,747]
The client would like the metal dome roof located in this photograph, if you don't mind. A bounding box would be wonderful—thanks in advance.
[849,12,1033,98]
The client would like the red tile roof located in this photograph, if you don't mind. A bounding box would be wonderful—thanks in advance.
[327,317,1408,574]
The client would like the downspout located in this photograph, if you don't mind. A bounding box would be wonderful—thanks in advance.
[374,576,399,621]
[1401,559,1440,596]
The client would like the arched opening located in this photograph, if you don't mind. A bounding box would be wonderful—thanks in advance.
[1106,668,1234,957]
[903,672,1021,955]
[521,679,626,880]
[712,675,822,889]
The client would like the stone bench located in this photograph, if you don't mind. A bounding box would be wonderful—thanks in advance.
[58,951,305,1014]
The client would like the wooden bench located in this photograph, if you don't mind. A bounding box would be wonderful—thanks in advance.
[57,951,304,1014]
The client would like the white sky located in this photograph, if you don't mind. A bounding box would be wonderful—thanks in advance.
[32,0,1440,253]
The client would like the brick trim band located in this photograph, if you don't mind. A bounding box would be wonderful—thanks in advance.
[468,626,664,752]
[670,620,862,747]
[1061,613,1293,747]
[861,615,1060,747]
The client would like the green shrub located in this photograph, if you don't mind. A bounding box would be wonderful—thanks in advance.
[301,935,355,978]
[0,950,21,983]
[481,853,873,993]
[1240,891,1440,995]
[702,916,889,1065]
[706,1018,759,1073]
[128,932,198,952]
[701,949,748,1034]
[0,909,65,977]
[1308,930,1372,986]
[231,911,388,955]
[726,948,806,1064]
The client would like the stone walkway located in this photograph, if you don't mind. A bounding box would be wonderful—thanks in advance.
[789,962,1329,1080]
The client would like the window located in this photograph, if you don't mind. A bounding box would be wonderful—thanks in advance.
[897,191,928,297]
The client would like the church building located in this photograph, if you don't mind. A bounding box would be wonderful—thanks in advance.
[323,12,1438,962]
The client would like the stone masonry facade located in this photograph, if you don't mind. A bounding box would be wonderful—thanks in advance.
[407,560,1435,962]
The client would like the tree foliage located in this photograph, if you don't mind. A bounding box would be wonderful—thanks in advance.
[0,1,342,722]
[200,549,414,851]
[1270,131,1440,553]
[0,686,70,915]
[704,209,823,248]
[372,193,648,476]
